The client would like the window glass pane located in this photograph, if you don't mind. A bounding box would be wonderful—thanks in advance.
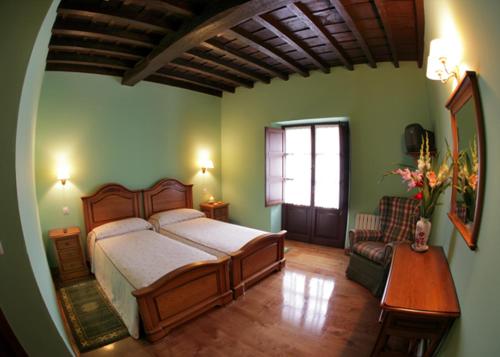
[315,125,340,209]
[284,127,311,205]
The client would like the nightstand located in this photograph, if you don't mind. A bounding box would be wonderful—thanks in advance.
[49,227,89,282]
[200,202,229,222]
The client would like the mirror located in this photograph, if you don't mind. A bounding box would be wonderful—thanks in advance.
[446,71,485,250]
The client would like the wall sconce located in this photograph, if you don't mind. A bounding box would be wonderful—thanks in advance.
[57,163,70,186]
[426,38,459,83]
[200,159,214,174]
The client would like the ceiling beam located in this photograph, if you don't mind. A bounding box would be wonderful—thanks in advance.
[254,15,329,73]
[57,8,170,34]
[122,0,297,86]
[189,48,270,83]
[122,0,194,18]
[204,38,289,80]
[52,25,156,49]
[157,69,236,93]
[287,2,353,70]
[172,58,254,88]
[227,27,309,77]
[415,0,425,68]
[329,0,376,68]
[373,0,399,68]
[46,53,132,71]
[49,45,143,61]
[46,60,222,97]
[46,62,126,77]
[49,37,146,61]
[146,75,222,97]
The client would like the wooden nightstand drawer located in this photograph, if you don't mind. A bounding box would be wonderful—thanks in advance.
[59,248,81,262]
[214,208,228,221]
[60,259,85,272]
[55,237,79,250]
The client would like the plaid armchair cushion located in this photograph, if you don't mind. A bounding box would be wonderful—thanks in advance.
[349,229,384,247]
[352,241,386,264]
[379,196,420,243]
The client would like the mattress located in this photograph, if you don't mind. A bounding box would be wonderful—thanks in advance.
[91,229,217,338]
[159,217,267,255]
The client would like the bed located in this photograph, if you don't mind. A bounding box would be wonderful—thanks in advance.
[142,178,286,298]
[81,183,232,342]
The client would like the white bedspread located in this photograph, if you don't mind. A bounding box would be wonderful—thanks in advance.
[91,229,217,338]
[96,230,217,289]
[160,217,267,255]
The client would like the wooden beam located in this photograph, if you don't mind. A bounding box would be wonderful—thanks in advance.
[57,8,169,34]
[254,14,330,73]
[46,61,221,97]
[204,38,289,80]
[171,58,253,88]
[47,52,133,71]
[49,44,143,61]
[49,37,146,61]
[46,62,126,77]
[145,75,222,97]
[227,28,309,77]
[373,0,399,68]
[122,0,297,85]
[122,0,194,18]
[52,25,156,49]
[329,0,376,68]
[156,69,235,93]
[415,0,425,68]
[287,2,353,70]
[189,48,270,83]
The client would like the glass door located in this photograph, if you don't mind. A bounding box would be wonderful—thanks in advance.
[282,123,349,248]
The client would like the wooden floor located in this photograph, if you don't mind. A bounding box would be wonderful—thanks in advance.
[82,240,381,357]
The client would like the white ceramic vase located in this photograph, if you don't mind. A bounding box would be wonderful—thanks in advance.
[413,217,431,252]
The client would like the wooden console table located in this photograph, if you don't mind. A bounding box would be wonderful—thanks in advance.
[371,243,460,357]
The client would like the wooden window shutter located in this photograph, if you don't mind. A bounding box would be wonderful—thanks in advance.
[265,127,285,206]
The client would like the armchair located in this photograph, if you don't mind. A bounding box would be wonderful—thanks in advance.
[346,196,420,296]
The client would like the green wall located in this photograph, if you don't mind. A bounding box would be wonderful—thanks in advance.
[0,0,72,355]
[425,0,500,355]
[220,63,430,234]
[36,72,221,267]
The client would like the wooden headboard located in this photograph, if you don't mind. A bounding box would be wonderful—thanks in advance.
[81,183,141,233]
[143,178,193,218]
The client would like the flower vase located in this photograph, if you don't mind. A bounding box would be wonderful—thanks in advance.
[413,217,431,252]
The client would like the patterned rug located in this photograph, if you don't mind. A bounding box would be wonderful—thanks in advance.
[59,280,129,352]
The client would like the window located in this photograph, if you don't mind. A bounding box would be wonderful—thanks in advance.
[265,123,348,209]
[314,125,340,209]
[284,127,311,206]
[283,125,341,208]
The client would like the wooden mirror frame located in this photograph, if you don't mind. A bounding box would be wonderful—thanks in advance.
[445,71,485,250]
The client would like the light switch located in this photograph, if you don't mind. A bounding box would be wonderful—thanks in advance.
[63,206,70,215]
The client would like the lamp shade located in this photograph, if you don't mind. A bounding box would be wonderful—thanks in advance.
[426,39,447,80]
[428,38,449,59]
[57,165,70,182]
[202,159,214,169]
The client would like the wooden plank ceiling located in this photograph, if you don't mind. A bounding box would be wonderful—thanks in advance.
[46,0,425,97]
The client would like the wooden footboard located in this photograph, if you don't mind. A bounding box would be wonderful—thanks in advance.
[132,257,232,342]
[230,230,286,298]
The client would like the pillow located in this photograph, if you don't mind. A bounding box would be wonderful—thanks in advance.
[91,217,153,240]
[149,208,205,227]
